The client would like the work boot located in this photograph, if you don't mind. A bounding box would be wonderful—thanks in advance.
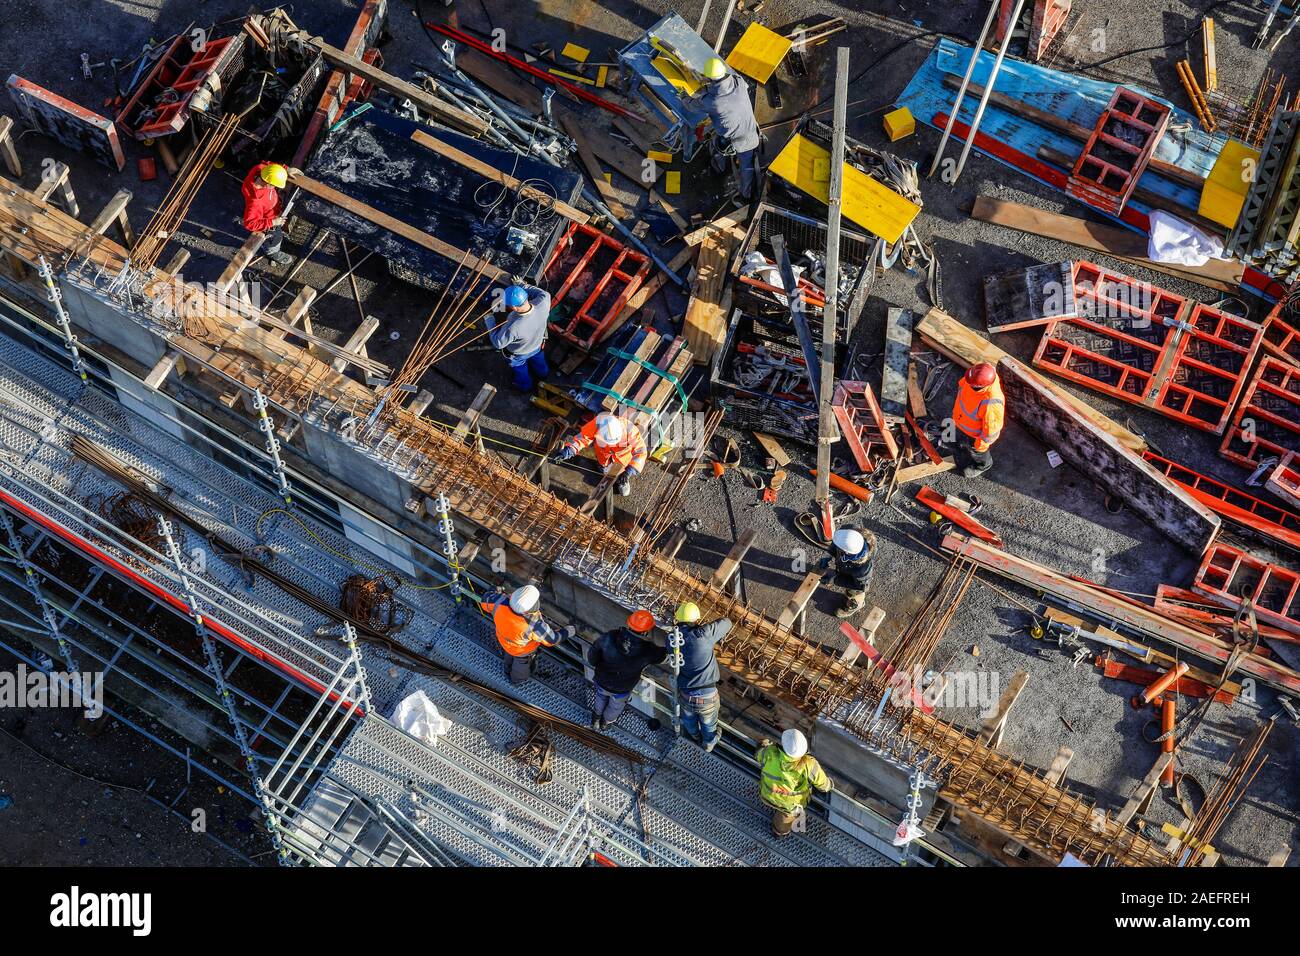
[268,251,294,267]
[615,474,632,496]
[835,590,866,619]
[590,714,602,731]
[703,733,720,754]
[961,464,991,479]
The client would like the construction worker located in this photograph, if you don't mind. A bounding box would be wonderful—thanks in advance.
[950,362,1004,478]
[586,610,666,730]
[241,161,293,266]
[755,729,832,838]
[690,57,761,202]
[487,283,551,392]
[820,528,876,619]
[478,584,571,685]
[672,601,732,752]
[554,411,647,496]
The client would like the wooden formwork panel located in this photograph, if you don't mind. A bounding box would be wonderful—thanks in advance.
[1221,356,1300,468]
[6,75,124,170]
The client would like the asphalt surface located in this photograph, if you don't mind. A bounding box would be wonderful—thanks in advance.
[0,0,1295,865]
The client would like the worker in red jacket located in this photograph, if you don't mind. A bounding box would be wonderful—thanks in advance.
[554,412,648,496]
[241,161,293,266]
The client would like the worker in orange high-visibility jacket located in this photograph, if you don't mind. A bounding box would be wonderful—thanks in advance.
[950,362,1004,478]
[478,584,572,684]
[553,411,647,496]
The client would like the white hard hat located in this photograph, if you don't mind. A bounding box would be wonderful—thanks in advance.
[594,413,625,446]
[509,585,540,614]
[832,528,865,556]
[781,728,808,759]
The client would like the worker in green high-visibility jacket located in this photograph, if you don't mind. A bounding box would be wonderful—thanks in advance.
[755,729,832,838]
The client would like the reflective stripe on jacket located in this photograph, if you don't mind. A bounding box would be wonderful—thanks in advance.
[564,416,648,472]
[952,377,1004,452]
[755,744,831,811]
[480,595,555,656]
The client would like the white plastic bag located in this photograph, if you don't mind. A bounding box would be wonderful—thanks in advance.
[393,690,451,748]
[1147,210,1224,267]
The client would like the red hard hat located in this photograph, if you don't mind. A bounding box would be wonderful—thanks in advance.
[966,363,997,388]
[627,609,655,633]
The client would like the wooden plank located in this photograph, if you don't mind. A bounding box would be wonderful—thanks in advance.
[631,342,693,432]
[144,350,183,390]
[32,161,69,203]
[409,129,590,224]
[559,112,629,220]
[407,389,434,417]
[682,205,751,246]
[683,231,736,365]
[881,307,913,423]
[1044,746,1074,787]
[456,47,545,112]
[215,232,267,295]
[838,606,885,665]
[916,307,1147,453]
[289,173,509,283]
[710,528,757,588]
[160,248,190,278]
[307,35,487,135]
[971,196,1241,293]
[331,315,380,373]
[997,355,1219,553]
[0,116,22,177]
[752,431,791,467]
[1115,753,1174,825]
[777,571,822,628]
[942,534,1300,695]
[453,384,497,439]
[87,189,134,245]
[907,363,927,417]
[895,457,956,484]
[977,671,1028,748]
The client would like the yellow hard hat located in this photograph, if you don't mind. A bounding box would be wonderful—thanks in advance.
[260,163,288,188]
[675,601,701,624]
[703,57,727,81]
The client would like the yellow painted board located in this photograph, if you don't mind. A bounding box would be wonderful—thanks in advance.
[561,42,590,64]
[1198,139,1259,227]
[883,106,915,142]
[595,65,608,88]
[648,149,674,164]
[725,22,792,84]
[652,56,702,97]
[665,171,681,194]
[768,134,920,244]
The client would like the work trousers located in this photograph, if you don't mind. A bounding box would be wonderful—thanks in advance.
[261,225,284,257]
[679,689,721,748]
[955,433,993,476]
[503,647,537,685]
[592,683,633,726]
[736,148,759,201]
[509,347,550,392]
[770,806,804,838]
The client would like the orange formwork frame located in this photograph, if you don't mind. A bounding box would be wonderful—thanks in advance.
[1220,355,1300,468]
[543,222,650,350]
[1192,542,1300,639]
[1065,87,1171,215]
[830,380,898,473]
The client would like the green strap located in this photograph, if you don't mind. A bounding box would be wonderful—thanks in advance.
[603,347,689,410]
[582,384,655,416]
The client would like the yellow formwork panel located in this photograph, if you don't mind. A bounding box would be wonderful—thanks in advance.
[725,22,792,84]
[768,134,920,244]
[1198,139,1259,228]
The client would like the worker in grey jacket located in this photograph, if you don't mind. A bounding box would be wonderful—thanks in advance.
[487,283,551,392]
[692,58,762,201]
[671,600,732,752]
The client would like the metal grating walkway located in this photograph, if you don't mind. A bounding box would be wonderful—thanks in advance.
[0,329,893,867]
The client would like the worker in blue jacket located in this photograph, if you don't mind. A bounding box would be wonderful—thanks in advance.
[820,528,876,619]
[487,283,551,392]
[691,58,762,201]
[671,601,732,752]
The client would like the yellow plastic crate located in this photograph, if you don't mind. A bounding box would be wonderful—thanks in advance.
[768,134,920,244]
[1198,139,1259,228]
[725,22,792,84]
[883,106,915,142]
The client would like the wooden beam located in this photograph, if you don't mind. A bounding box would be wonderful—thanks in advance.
[304,34,488,135]
[160,248,190,279]
[453,384,497,439]
[34,161,78,216]
[777,571,821,628]
[215,232,267,295]
[659,527,687,560]
[710,528,757,589]
[87,189,134,245]
[409,129,590,224]
[0,116,22,177]
[1044,746,1074,787]
[290,173,509,283]
[997,356,1219,553]
[977,671,1029,749]
[1115,753,1174,825]
[752,431,791,468]
[407,389,435,417]
[683,206,751,246]
[894,457,956,484]
[144,350,184,390]
[331,315,380,373]
[917,307,1147,453]
[683,231,736,364]
[942,533,1300,695]
[838,606,885,665]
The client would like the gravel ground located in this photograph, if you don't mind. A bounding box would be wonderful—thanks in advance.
[0,0,1295,865]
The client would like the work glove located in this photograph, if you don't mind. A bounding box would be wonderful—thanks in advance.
[554,446,576,462]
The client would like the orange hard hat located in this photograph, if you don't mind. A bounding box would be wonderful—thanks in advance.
[966,362,997,388]
[627,609,655,633]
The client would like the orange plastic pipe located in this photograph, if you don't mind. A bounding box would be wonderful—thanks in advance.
[1140,662,1190,706]
[1160,697,1176,788]
[810,469,873,502]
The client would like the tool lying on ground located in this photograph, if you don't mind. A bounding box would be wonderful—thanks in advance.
[916,485,1003,547]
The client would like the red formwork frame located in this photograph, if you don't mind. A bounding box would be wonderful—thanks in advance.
[1154,584,1296,646]
[1036,263,1263,433]
[831,380,898,473]
[1142,451,1300,551]
[543,222,650,350]
[1220,356,1300,468]
[1066,87,1171,215]
[1034,261,1185,404]
[1192,543,1300,639]
[1259,300,1300,366]
[1267,453,1300,510]
[994,1,1073,61]
[116,34,243,139]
